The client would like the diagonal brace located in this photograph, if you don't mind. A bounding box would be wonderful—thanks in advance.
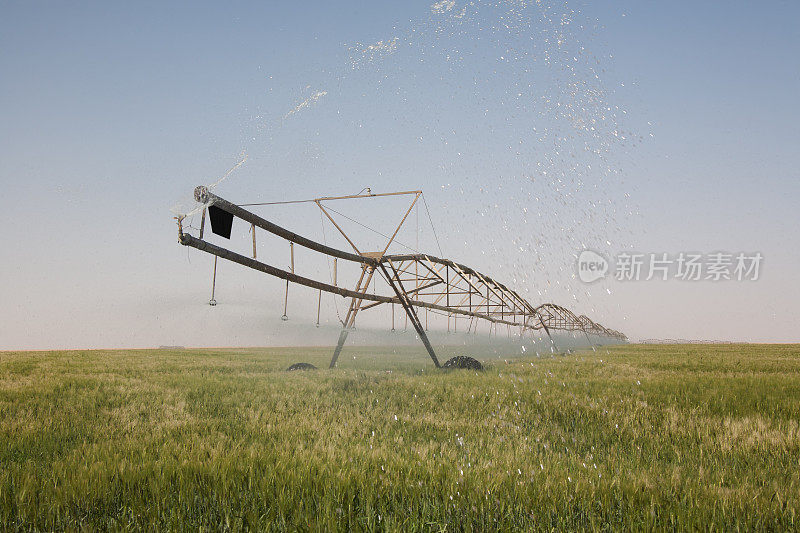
[379,262,441,368]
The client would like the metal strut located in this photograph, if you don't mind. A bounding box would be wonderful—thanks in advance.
[329,264,377,368]
[379,262,440,368]
[540,318,558,353]
[330,329,350,369]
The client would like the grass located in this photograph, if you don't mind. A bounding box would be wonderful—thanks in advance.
[1,343,798,530]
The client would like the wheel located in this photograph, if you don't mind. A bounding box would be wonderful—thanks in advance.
[442,356,483,370]
[286,362,317,371]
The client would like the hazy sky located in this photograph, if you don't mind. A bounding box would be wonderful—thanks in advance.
[1,0,798,349]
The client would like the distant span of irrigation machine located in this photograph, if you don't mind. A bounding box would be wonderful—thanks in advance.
[177,186,626,368]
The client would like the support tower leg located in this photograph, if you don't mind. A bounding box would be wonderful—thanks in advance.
[328,265,376,368]
[329,329,350,369]
[379,263,440,368]
[583,329,596,352]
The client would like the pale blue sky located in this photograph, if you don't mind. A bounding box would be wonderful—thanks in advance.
[1,1,798,348]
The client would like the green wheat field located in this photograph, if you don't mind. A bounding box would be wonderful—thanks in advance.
[1,343,798,530]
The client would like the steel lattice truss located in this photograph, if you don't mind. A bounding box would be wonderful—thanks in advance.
[177,186,626,368]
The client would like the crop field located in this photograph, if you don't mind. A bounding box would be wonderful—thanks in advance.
[1,343,798,530]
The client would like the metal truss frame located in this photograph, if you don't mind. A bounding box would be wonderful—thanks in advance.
[178,186,627,368]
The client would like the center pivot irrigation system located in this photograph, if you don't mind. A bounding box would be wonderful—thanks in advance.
[177,186,626,368]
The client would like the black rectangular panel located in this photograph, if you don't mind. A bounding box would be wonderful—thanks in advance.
[208,205,234,239]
